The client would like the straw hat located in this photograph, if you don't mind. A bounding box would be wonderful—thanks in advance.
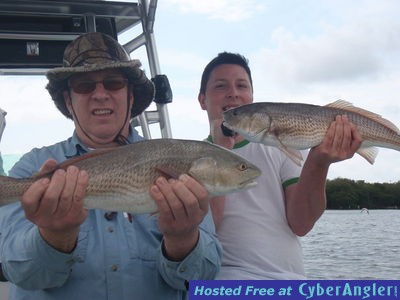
[46,32,155,119]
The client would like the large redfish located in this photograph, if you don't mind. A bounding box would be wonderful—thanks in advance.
[0,139,261,213]
[223,100,400,166]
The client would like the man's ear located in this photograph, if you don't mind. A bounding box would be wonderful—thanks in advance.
[198,93,207,110]
[130,93,134,109]
[63,91,73,115]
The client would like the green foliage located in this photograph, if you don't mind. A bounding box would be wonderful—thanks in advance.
[326,178,400,209]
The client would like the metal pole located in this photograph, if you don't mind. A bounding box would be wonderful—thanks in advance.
[139,0,173,138]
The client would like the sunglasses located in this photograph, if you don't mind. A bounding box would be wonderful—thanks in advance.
[69,77,128,94]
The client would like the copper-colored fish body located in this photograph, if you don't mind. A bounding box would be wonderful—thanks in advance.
[0,139,261,213]
[223,100,400,165]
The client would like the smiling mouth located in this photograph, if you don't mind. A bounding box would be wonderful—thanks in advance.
[93,109,112,116]
[222,105,238,112]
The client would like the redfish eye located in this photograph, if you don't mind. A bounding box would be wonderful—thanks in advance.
[238,163,248,171]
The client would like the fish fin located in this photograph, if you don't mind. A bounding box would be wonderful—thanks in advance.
[155,166,181,180]
[58,148,119,169]
[357,147,379,165]
[326,100,400,134]
[128,210,159,217]
[32,147,120,179]
[32,165,57,179]
[274,138,304,166]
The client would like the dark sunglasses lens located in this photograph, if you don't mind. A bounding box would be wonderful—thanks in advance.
[71,78,127,94]
[103,78,127,91]
[73,81,96,94]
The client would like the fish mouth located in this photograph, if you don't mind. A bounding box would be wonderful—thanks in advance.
[222,121,234,130]
[221,122,236,137]
[239,178,258,189]
[252,127,269,138]
[222,120,268,140]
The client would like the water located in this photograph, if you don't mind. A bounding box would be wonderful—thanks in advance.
[0,153,21,175]
[301,209,400,279]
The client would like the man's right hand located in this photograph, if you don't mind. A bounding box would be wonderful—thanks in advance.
[22,159,89,253]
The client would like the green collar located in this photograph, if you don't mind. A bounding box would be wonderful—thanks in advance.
[206,135,250,149]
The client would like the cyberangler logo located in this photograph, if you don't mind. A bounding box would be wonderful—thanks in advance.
[299,282,398,300]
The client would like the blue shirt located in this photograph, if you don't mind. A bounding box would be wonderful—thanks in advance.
[0,127,222,300]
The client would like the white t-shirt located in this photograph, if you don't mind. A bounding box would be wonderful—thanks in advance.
[216,141,306,280]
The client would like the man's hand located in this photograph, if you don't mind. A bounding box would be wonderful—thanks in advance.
[22,159,89,253]
[150,174,209,261]
[308,115,362,167]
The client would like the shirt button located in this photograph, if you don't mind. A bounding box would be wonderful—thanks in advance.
[111,264,118,272]
[107,226,114,233]
[179,267,186,273]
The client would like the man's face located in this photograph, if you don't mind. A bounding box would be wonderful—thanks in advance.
[198,64,253,122]
[65,69,133,148]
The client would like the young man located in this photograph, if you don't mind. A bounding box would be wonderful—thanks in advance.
[0,32,222,299]
[198,52,361,279]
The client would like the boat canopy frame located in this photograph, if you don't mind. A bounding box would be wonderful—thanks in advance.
[0,0,172,139]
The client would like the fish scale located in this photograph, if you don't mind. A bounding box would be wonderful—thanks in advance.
[0,139,261,214]
[223,100,400,166]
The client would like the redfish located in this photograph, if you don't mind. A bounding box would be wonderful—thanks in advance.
[223,100,400,166]
[0,139,261,213]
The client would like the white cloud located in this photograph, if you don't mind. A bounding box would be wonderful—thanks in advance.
[0,76,59,123]
[248,2,400,114]
[164,0,266,22]
[158,49,207,73]
[252,17,400,89]
[0,76,74,154]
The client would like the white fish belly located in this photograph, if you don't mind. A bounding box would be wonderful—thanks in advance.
[83,193,158,214]
[277,129,327,149]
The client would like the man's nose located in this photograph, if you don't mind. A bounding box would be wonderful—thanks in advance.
[91,82,110,100]
[226,85,239,99]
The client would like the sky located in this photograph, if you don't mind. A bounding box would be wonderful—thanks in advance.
[1,0,400,183]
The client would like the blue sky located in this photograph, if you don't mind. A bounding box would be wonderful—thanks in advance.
[1,0,400,183]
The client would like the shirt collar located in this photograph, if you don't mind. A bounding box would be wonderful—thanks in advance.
[65,125,143,158]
